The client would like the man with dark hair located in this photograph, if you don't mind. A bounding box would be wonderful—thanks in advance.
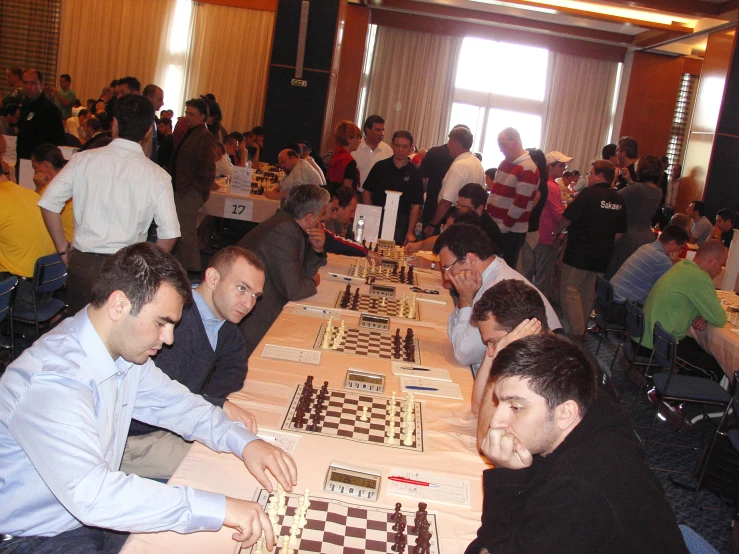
[156,117,174,168]
[611,223,690,308]
[39,94,180,315]
[352,114,392,191]
[362,129,424,245]
[467,333,687,554]
[615,135,638,189]
[601,143,618,165]
[238,184,330,356]
[432,223,560,369]
[46,73,77,120]
[321,187,381,260]
[16,69,65,160]
[714,208,736,248]
[265,148,323,200]
[117,76,141,96]
[171,98,216,275]
[425,126,485,238]
[553,160,626,339]
[451,182,502,252]
[486,127,539,268]
[0,242,296,554]
[65,107,89,142]
[686,200,712,245]
[142,84,164,162]
[0,103,20,136]
[77,115,113,152]
[123,246,266,479]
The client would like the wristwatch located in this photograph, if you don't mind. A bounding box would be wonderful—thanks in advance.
[430,262,437,270]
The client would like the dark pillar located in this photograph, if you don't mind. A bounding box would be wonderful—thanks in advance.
[261,0,341,163]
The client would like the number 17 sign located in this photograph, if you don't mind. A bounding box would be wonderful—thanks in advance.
[224,198,254,221]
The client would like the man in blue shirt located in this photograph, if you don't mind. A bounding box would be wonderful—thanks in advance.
[0,243,295,553]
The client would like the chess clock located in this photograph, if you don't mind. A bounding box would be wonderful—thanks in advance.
[345,368,385,392]
[359,313,390,330]
[376,239,396,249]
[369,284,396,298]
[325,461,381,501]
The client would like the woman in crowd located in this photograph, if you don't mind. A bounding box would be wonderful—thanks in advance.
[327,120,361,192]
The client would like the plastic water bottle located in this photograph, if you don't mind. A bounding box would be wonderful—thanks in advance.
[356,215,365,243]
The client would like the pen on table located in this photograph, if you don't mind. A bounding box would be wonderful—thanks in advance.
[388,476,439,488]
[400,366,430,372]
[405,385,439,391]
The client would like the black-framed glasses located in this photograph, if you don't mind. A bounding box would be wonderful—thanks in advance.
[411,287,439,295]
[441,258,464,272]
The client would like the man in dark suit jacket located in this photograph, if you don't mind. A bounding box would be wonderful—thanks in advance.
[238,184,330,357]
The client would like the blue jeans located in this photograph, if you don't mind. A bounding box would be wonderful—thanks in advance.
[0,526,128,554]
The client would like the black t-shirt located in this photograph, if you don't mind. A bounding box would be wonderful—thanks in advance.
[527,178,549,232]
[481,211,504,255]
[562,183,627,272]
[722,229,734,249]
[615,162,636,190]
[420,144,454,225]
[363,157,424,217]
[17,95,65,159]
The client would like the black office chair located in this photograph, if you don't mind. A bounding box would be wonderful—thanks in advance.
[591,276,625,356]
[0,275,18,361]
[12,254,67,338]
[642,322,731,449]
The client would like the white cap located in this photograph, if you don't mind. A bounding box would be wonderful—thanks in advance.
[545,151,573,164]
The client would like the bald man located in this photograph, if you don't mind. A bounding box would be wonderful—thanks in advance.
[265,148,323,200]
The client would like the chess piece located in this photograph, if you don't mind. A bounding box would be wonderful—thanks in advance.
[278,535,292,554]
[360,406,369,421]
[288,524,300,548]
[302,488,311,509]
[392,503,403,521]
[403,425,414,446]
[381,297,386,307]
[253,535,266,554]
[293,408,304,428]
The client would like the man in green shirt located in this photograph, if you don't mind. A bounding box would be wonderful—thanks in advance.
[638,239,728,381]
[46,74,77,120]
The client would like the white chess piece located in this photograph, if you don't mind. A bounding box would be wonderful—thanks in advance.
[288,524,300,548]
[253,534,266,554]
[303,488,311,509]
[386,422,397,445]
[403,425,414,446]
[381,297,386,307]
[278,535,292,554]
[360,406,369,421]
[353,262,359,277]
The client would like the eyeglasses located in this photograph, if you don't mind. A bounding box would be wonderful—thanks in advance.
[411,287,439,295]
[441,258,464,272]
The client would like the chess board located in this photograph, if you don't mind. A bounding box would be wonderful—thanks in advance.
[242,490,441,554]
[334,292,420,320]
[281,385,424,451]
[717,290,739,307]
[347,264,419,285]
[313,323,421,363]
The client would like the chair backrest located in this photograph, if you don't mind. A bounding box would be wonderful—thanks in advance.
[0,276,18,324]
[625,300,644,338]
[594,276,613,326]
[652,321,677,371]
[33,254,67,294]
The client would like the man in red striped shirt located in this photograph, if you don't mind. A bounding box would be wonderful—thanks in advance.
[486,127,539,268]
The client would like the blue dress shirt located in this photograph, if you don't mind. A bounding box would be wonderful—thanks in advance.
[192,288,225,350]
[0,309,258,537]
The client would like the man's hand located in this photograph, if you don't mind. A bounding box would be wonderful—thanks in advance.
[448,269,482,308]
[306,226,325,253]
[422,224,435,238]
[479,428,533,469]
[405,241,422,254]
[692,316,707,331]
[406,256,434,270]
[223,401,258,434]
[493,318,542,357]
[365,250,382,263]
[242,440,298,493]
[404,232,416,246]
[223,497,274,549]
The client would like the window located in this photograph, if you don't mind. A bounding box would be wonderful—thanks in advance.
[450,37,549,168]
[665,73,699,172]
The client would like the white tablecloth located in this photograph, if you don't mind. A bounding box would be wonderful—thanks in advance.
[201,190,280,223]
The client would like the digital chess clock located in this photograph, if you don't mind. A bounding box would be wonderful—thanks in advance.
[325,461,381,501]
[359,313,390,330]
[369,284,396,298]
[345,368,385,392]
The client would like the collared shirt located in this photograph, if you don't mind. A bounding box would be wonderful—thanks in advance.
[216,153,233,179]
[691,216,713,246]
[538,178,564,246]
[487,152,539,233]
[447,257,561,368]
[363,157,424,217]
[280,159,323,191]
[0,309,257,537]
[611,241,673,305]
[351,139,392,188]
[38,138,180,254]
[438,151,485,205]
[192,289,225,350]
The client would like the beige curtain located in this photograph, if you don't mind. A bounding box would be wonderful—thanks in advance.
[57,0,177,104]
[364,26,462,150]
[541,52,620,174]
[185,2,274,133]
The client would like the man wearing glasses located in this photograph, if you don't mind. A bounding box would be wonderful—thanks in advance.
[432,223,560,371]
[122,246,265,479]
[16,69,65,161]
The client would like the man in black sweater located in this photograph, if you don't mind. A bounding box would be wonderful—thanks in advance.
[467,333,688,554]
[122,246,265,478]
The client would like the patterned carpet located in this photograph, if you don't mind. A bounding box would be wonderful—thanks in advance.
[586,331,736,553]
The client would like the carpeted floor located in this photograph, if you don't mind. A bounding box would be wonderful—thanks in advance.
[587,331,736,553]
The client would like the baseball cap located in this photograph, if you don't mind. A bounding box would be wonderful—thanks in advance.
[545,151,573,164]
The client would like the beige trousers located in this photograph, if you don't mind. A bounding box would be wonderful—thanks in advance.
[559,263,600,337]
[120,430,192,480]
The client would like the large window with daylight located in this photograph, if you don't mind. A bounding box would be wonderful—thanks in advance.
[450,37,549,168]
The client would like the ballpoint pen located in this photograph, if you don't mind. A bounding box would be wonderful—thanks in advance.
[388,476,439,488]
[400,366,430,371]
[405,385,439,391]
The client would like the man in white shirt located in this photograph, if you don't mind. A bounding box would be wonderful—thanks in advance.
[39,94,180,315]
[65,108,91,142]
[423,126,485,237]
[265,148,323,200]
[351,114,392,191]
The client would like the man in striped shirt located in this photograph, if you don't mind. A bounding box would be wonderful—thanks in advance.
[486,127,539,268]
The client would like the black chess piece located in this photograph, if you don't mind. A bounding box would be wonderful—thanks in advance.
[362,239,367,247]
[414,503,428,527]
[392,264,398,276]
[321,381,329,393]
[293,408,305,428]
[374,242,379,252]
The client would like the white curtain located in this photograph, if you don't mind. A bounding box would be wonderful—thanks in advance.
[364,26,462,149]
[184,2,274,133]
[542,53,620,173]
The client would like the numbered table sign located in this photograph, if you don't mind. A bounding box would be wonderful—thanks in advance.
[231,165,253,193]
[224,198,254,221]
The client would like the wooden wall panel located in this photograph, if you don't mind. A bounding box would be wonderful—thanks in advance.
[198,0,277,11]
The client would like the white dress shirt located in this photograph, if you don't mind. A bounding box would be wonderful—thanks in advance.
[0,309,257,537]
[280,158,324,191]
[352,139,392,189]
[438,151,485,203]
[216,153,233,179]
[38,138,180,254]
[447,257,561,368]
